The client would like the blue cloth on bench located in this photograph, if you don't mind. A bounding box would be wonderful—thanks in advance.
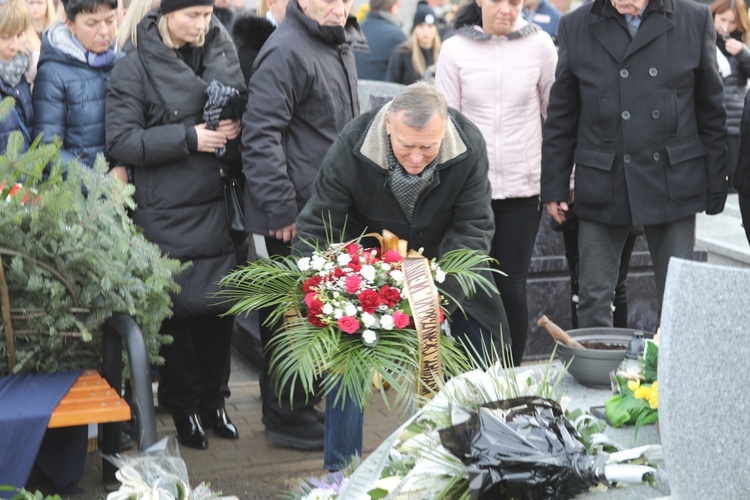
[0,370,82,490]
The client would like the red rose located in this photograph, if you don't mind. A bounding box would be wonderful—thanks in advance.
[303,275,322,294]
[348,260,362,272]
[383,250,402,263]
[392,311,410,329]
[439,309,445,323]
[379,285,401,308]
[345,275,362,294]
[337,316,360,334]
[333,267,346,278]
[358,289,382,314]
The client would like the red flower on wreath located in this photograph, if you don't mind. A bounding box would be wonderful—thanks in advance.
[337,316,360,334]
[306,295,325,327]
[358,289,382,314]
[307,310,325,327]
[303,275,322,294]
[345,275,362,294]
[348,260,362,272]
[383,250,402,264]
[379,285,401,308]
[392,311,410,329]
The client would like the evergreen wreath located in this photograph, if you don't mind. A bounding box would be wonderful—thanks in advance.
[0,97,184,375]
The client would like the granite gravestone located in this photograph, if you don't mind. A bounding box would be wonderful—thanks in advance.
[659,258,750,498]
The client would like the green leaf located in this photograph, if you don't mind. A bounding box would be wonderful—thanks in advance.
[368,488,388,499]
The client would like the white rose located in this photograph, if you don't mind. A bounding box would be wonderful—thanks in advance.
[322,303,333,315]
[435,269,446,283]
[334,309,343,319]
[344,303,357,317]
[389,270,403,283]
[311,255,326,271]
[361,312,376,327]
[360,264,376,281]
[381,263,391,272]
[337,254,352,266]
[333,291,340,298]
[362,329,378,346]
[323,262,334,271]
[297,257,311,271]
[380,314,394,330]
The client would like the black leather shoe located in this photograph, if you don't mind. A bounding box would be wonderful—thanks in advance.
[264,419,325,450]
[173,413,208,450]
[201,408,239,439]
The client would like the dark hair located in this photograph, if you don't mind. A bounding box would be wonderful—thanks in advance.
[452,1,481,30]
[61,0,117,20]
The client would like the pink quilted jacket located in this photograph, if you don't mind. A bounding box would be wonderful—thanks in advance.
[436,18,557,200]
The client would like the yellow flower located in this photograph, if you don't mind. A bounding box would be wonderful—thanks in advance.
[627,379,641,392]
[648,381,659,409]
[648,394,658,409]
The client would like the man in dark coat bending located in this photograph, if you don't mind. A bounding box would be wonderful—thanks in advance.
[541,0,729,328]
[293,81,511,472]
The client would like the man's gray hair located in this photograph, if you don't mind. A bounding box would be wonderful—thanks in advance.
[370,0,399,12]
[389,81,448,129]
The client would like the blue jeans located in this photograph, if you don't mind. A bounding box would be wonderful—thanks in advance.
[324,381,364,471]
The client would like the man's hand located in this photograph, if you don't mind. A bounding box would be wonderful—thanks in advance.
[270,223,297,242]
[546,201,569,224]
[706,192,727,215]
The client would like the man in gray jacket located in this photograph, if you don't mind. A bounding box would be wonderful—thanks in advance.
[240,0,366,450]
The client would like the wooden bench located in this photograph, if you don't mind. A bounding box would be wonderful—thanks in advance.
[48,370,131,429]
[1,248,157,487]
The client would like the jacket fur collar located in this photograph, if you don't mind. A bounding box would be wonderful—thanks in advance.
[356,103,469,171]
[232,14,275,52]
[454,17,541,41]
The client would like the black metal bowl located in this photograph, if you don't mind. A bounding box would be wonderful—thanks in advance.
[555,328,634,388]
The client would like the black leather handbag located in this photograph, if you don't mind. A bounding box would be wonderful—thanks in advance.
[220,168,246,235]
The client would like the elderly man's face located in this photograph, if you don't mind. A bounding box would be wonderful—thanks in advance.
[386,110,445,175]
[610,0,648,16]
[298,0,352,27]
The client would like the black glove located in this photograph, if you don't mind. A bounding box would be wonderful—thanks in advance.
[706,191,727,215]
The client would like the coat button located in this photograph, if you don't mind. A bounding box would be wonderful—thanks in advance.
[649,67,658,77]
[622,111,631,120]
[652,110,660,119]
[624,154,632,163]
[620,69,629,78]
[653,152,660,161]
[173,110,178,116]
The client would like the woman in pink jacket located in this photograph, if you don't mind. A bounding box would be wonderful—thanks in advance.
[435,0,556,365]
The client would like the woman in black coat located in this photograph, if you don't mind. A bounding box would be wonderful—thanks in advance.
[711,0,750,184]
[105,0,246,450]
[385,3,441,85]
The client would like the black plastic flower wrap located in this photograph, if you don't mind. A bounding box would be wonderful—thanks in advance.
[439,397,612,500]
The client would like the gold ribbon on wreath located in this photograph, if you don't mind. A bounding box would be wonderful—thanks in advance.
[365,231,443,401]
